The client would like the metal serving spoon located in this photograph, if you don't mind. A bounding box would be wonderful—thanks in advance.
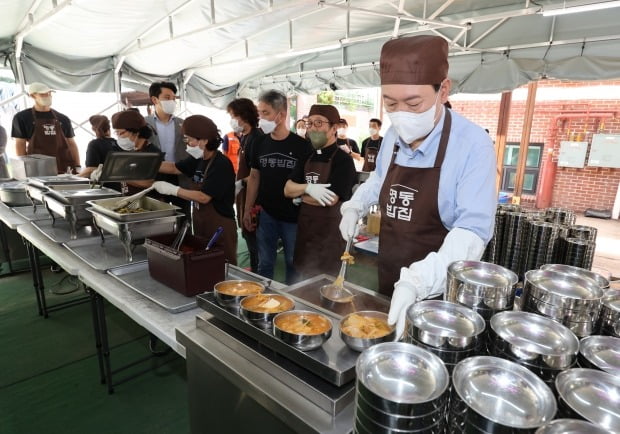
[320,231,356,303]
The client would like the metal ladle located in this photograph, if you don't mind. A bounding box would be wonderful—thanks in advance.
[320,231,356,303]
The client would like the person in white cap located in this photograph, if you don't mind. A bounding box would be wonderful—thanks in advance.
[11,82,81,173]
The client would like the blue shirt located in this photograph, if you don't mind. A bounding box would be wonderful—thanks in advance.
[352,108,497,243]
[154,116,176,162]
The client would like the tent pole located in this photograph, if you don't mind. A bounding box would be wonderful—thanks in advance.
[512,81,538,205]
[495,91,512,193]
[114,57,125,110]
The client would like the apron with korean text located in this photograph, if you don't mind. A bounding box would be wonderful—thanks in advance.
[27,109,75,173]
[362,145,379,172]
[377,110,452,296]
[294,150,346,277]
[191,152,238,265]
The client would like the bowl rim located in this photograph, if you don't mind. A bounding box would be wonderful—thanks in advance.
[213,279,265,296]
[239,293,295,314]
[272,309,333,336]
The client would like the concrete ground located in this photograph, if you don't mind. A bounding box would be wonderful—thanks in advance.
[574,215,620,281]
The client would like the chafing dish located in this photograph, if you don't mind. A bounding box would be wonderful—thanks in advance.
[25,174,90,211]
[87,196,177,221]
[0,180,30,206]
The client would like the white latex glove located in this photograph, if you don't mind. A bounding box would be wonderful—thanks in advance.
[152,181,180,196]
[235,180,244,196]
[292,197,302,206]
[339,207,360,241]
[90,164,103,182]
[305,183,336,206]
[388,279,422,341]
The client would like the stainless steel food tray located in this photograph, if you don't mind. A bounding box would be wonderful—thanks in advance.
[87,196,178,221]
[63,236,147,271]
[32,219,99,244]
[27,175,89,188]
[195,314,355,416]
[196,290,359,386]
[107,261,197,313]
[12,205,51,222]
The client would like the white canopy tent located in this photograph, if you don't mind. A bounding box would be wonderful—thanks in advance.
[1,0,620,109]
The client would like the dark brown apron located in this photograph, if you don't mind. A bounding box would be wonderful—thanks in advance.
[191,152,238,265]
[294,149,346,277]
[377,110,452,296]
[362,146,379,172]
[27,108,75,173]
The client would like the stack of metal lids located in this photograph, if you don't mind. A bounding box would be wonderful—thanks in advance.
[500,211,529,275]
[568,224,597,243]
[522,220,561,276]
[555,368,620,432]
[449,356,557,433]
[354,342,449,434]
[597,289,620,337]
[545,207,575,226]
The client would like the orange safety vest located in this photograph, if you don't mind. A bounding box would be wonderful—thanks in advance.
[225,132,241,174]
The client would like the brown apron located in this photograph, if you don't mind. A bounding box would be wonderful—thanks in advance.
[294,149,346,277]
[27,108,75,173]
[377,110,452,296]
[362,146,379,172]
[191,152,238,265]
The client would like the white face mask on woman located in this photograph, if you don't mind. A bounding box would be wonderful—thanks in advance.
[117,136,135,151]
[185,145,204,159]
[387,91,441,144]
[230,118,244,134]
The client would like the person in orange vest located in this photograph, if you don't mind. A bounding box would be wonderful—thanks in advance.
[222,131,241,174]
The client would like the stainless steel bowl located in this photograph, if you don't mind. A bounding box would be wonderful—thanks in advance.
[597,289,620,337]
[239,293,295,329]
[490,311,579,369]
[406,300,485,350]
[356,342,449,415]
[273,310,332,351]
[579,335,620,376]
[452,356,557,429]
[541,264,610,289]
[555,368,620,432]
[447,260,518,300]
[339,311,395,352]
[213,280,265,308]
[535,418,609,434]
[522,294,601,321]
[524,269,604,309]
[455,290,515,310]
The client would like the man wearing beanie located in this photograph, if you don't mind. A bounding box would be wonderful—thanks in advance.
[284,104,356,278]
[11,82,81,173]
[339,35,496,338]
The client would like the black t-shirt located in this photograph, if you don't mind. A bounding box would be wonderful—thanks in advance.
[85,137,117,167]
[336,137,360,154]
[250,132,313,222]
[176,152,236,219]
[289,143,357,202]
[239,128,264,177]
[11,108,75,139]
[361,137,383,157]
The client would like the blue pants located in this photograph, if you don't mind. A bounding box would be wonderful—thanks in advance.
[256,209,298,284]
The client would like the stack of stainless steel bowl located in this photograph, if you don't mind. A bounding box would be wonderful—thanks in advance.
[597,289,620,337]
[354,342,449,434]
[559,236,595,270]
[541,264,610,290]
[481,203,520,264]
[447,261,518,325]
[405,300,485,374]
[568,224,597,243]
[522,221,561,276]
[489,311,579,394]
[522,270,603,337]
[545,207,575,226]
[535,419,609,434]
[555,368,620,432]
[450,356,557,433]
[578,335,620,376]
[500,211,529,275]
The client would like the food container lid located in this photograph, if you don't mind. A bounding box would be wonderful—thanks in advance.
[490,311,579,357]
[0,180,28,191]
[525,269,603,301]
[99,152,163,182]
[27,174,90,186]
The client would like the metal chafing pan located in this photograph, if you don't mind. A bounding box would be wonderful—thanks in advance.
[490,311,579,369]
[555,368,620,432]
[27,174,90,188]
[87,196,178,221]
[0,180,30,206]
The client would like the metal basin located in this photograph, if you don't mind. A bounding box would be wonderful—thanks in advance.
[339,311,395,352]
[452,356,557,429]
[535,418,609,434]
[556,368,620,432]
[406,300,485,350]
[579,335,620,376]
[541,264,610,289]
[356,342,449,415]
[447,260,518,301]
[490,311,579,369]
[273,310,332,351]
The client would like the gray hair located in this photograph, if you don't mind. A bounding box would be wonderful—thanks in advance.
[258,89,287,113]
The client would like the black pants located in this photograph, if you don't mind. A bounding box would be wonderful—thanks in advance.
[242,229,258,273]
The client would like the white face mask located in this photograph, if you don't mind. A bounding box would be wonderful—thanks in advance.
[159,100,176,115]
[36,96,52,107]
[230,118,244,134]
[387,92,440,144]
[185,145,204,159]
[369,128,379,136]
[117,136,135,151]
[296,128,306,137]
[337,128,346,136]
[259,118,277,134]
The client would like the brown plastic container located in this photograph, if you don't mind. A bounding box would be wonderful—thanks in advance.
[144,233,225,297]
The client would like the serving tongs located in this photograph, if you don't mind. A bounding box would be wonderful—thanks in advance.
[171,220,190,250]
[111,185,154,212]
[320,229,356,303]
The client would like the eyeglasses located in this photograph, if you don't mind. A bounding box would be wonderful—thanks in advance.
[305,120,331,128]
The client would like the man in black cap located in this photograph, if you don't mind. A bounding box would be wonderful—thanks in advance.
[284,104,356,278]
[339,35,497,337]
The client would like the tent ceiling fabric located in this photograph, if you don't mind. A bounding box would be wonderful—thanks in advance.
[1,0,620,108]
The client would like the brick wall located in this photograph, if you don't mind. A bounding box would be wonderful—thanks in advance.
[451,80,620,212]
